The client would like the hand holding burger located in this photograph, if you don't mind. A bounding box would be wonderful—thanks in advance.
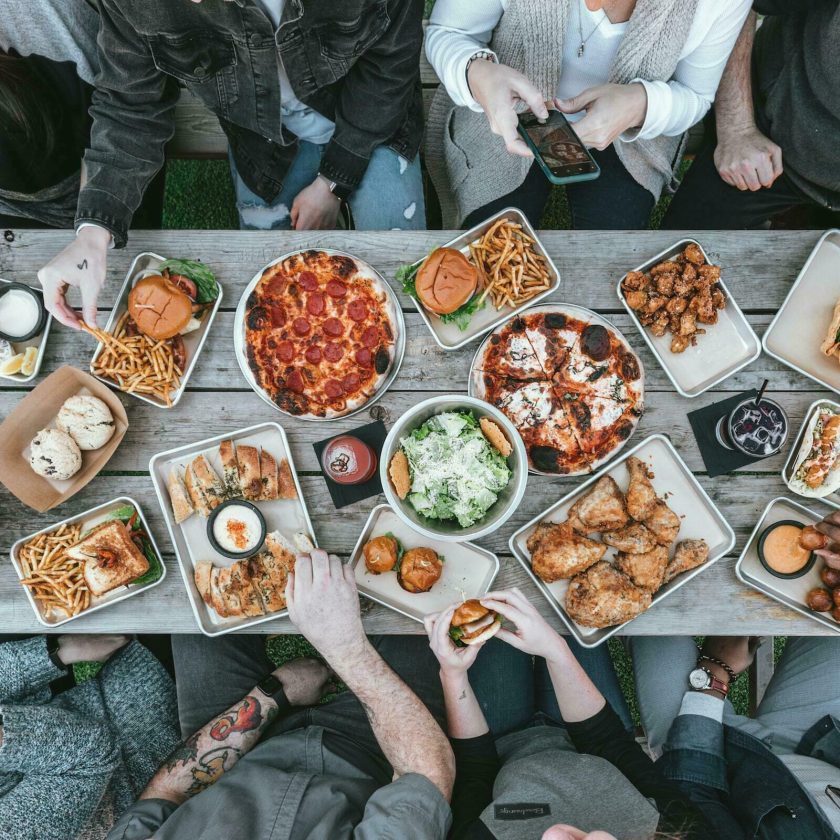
[480,588,566,662]
[424,600,500,677]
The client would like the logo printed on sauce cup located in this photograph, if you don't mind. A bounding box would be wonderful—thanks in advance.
[321,435,377,485]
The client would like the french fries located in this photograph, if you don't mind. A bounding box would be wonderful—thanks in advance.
[83,313,183,407]
[469,218,552,310]
[18,523,89,619]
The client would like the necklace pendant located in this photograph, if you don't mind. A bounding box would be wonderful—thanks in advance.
[577,43,585,57]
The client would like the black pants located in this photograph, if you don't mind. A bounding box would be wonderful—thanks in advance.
[662,141,817,230]
[463,144,656,230]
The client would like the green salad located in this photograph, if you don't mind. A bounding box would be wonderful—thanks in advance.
[399,411,512,528]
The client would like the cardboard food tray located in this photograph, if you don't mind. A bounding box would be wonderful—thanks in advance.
[509,434,735,647]
[90,252,223,409]
[617,239,760,398]
[763,229,840,394]
[149,422,316,636]
[0,277,52,383]
[0,366,128,512]
[404,207,562,351]
[232,248,405,421]
[735,497,840,634]
[782,398,840,509]
[9,496,166,627]
[350,504,500,623]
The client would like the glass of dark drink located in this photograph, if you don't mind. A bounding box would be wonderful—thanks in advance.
[717,396,789,458]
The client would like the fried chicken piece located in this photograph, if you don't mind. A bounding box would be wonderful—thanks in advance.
[567,476,629,533]
[644,499,681,545]
[625,456,657,520]
[673,273,694,297]
[664,539,710,584]
[643,295,668,315]
[670,335,691,353]
[665,296,687,316]
[678,311,697,337]
[683,243,705,265]
[565,561,653,629]
[681,263,697,285]
[623,271,649,291]
[651,260,680,276]
[711,287,726,309]
[649,313,669,337]
[690,290,718,325]
[625,289,648,311]
[614,545,669,591]
[602,522,658,554]
[527,522,607,582]
[698,264,721,283]
[654,273,675,296]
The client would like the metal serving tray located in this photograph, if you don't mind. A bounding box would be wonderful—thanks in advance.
[9,496,166,628]
[90,252,223,409]
[763,229,840,394]
[617,239,760,398]
[509,434,736,648]
[782,398,840,509]
[736,497,840,635]
[0,277,52,383]
[403,207,562,351]
[149,422,316,636]
[349,504,500,623]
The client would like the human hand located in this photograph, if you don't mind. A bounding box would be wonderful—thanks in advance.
[700,636,759,678]
[714,124,782,191]
[813,511,840,569]
[555,83,647,150]
[424,604,483,677]
[37,226,111,329]
[479,588,564,661]
[271,657,334,706]
[56,634,130,665]
[286,550,366,664]
[290,177,341,230]
[467,59,548,157]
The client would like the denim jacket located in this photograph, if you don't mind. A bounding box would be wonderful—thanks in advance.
[77,0,425,246]
[660,712,840,839]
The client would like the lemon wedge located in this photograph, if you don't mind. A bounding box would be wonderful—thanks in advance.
[20,346,38,376]
[0,353,24,376]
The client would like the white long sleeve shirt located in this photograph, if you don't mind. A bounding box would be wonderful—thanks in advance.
[426,0,751,141]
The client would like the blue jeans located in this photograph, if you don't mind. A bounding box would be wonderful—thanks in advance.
[229,142,426,231]
[467,638,634,737]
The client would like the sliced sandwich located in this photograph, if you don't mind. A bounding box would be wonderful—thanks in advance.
[219,439,242,499]
[821,298,840,362]
[185,454,225,516]
[167,467,194,524]
[259,450,279,501]
[449,600,502,647]
[66,520,149,596]
[790,408,840,497]
[278,458,297,500]
[237,445,262,501]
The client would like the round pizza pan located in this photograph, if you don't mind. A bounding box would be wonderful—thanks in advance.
[233,249,405,422]
[468,303,645,476]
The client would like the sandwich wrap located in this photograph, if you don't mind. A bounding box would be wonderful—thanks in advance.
[790,408,840,497]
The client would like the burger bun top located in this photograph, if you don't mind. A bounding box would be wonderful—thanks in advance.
[128,274,193,340]
[415,248,478,316]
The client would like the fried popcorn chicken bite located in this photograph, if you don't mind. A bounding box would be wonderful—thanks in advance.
[567,476,629,533]
[527,521,607,582]
[565,561,652,629]
[614,545,669,591]
[625,456,657,520]
[664,539,710,584]
[643,498,681,546]
[601,522,658,554]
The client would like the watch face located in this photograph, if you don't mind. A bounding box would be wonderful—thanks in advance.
[689,668,710,690]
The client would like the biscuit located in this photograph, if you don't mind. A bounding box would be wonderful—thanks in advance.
[57,395,115,450]
[480,417,512,457]
[389,450,411,500]
[29,428,82,480]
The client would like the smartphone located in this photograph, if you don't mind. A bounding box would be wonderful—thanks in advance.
[517,110,600,185]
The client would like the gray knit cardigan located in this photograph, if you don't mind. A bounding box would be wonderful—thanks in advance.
[0,638,179,840]
[426,0,700,228]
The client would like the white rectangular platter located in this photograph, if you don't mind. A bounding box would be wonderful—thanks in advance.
[149,422,315,635]
[350,504,500,623]
[509,434,735,647]
[782,398,840,509]
[735,497,840,634]
[763,229,840,394]
[0,277,52,383]
[617,239,760,398]
[9,495,166,627]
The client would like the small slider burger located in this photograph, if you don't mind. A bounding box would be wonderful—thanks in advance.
[415,247,479,317]
[449,599,502,647]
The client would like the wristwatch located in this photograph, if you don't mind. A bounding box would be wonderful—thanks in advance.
[256,674,291,714]
[317,173,350,202]
[46,636,65,671]
[688,666,729,698]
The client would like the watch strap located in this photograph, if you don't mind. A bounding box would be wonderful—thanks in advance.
[317,173,351,203]
[256,674,292,715]
[45,636,65,671]
[698,654,737,683]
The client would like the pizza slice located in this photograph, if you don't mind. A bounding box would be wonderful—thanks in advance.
[475,320,545,380]
[522,310,591,377]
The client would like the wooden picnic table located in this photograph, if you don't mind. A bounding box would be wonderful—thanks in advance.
[0,227,834,636]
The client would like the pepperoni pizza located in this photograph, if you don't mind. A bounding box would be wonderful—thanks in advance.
[472,306,644,474]
[243,250,400,419]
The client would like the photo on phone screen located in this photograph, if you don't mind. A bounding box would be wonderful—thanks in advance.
[518,111,599,181]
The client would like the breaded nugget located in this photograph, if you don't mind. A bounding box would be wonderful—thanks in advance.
[480,417,513,457]
[664,539,709,583]
[389,450,411,499]
[528,522,607,582]
[601,522,658,554]
[614,545,669,591]
[625,456,657,520]
[683,243,705,265]
[567,476,629,533]
[644,499,681,545]
[565,561,652,629]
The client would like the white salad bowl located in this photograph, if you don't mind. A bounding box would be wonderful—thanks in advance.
[380,395,528,543]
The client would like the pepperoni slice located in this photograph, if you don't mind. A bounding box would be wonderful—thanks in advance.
[285,370,305,394]
[277,340,295,363]
[362,325,379,349]
[266,276,286,296]
[347,299,368,322]
[323,317,344,337]
[324,379,344,398]
[270,305,286,327]
[342,372,361,394]
[326,280,347,298]
[298,271,318,291]
[354,347,372,367]
[293,317,311,336]
[306,293,326,316]
[305,346,322,364]
[324,342,344,362]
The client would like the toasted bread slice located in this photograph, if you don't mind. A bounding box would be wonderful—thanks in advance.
[237,445,262,501]
[190,455,225,511]
[293,532,315,553]
[229,559,264,617]
[249,553,288,613]
[216,565,243,617]
[167,467,194,524]
[278,458,297,500]
[184,462,212,517]
[219,439,242,498]
[259,450,279,501]
[194,561,213,605]
[208,566,229,617]
[66,520,149,596]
